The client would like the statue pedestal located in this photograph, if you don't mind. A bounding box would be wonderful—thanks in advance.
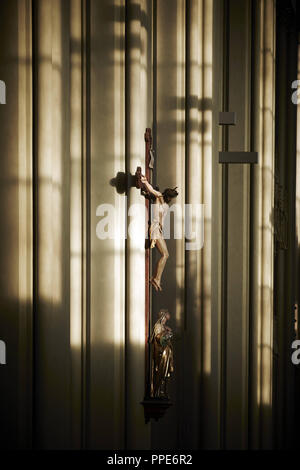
[141,398,172,424]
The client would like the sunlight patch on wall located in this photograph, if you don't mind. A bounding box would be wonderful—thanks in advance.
[37,0,63,307]
[113,0,125,349]
[50,4,63,307]
[18,0,32,306]
[70,0,82,348]
[126,0,146,349]
[255,0,276,407]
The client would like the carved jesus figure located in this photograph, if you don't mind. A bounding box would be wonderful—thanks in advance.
[141,175,178,292]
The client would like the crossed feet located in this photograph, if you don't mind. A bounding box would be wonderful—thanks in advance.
[150,277,162,292]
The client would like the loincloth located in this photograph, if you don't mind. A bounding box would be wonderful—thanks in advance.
[149,221,163,248]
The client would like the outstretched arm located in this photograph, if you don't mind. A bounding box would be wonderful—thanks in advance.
[141,175,162,198]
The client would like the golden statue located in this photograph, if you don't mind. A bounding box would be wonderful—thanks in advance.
[150,309,174,399]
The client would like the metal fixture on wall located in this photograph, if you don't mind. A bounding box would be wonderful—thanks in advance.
[218,111,258,164]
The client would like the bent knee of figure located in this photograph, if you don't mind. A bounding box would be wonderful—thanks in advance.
[163,251,169,259]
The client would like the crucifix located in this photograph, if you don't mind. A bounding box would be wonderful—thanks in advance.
[136,129,174,422]
[135,128,153,399]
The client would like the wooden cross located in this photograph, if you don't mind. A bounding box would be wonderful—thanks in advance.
[144,128,153,397]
